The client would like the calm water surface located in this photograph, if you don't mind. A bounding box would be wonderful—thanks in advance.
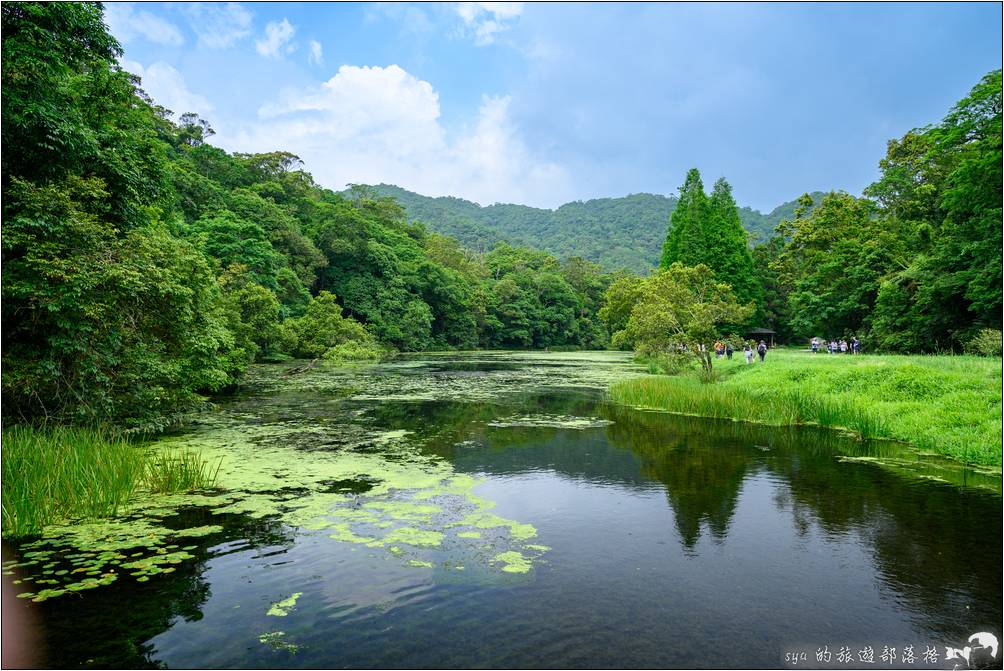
[8,352,1002,668]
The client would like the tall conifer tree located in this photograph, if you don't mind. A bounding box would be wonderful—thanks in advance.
[660,171,761,321]
[707,177,761,309]
[660,168,709,268]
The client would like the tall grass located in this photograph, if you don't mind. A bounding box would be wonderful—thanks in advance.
[145,450,223,494]
[610,349,1002,467]
[2,426,221,538]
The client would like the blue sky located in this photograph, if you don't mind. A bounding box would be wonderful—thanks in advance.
[105,2,1002,211]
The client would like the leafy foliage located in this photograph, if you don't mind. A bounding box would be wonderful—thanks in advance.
[2,4,623,430]
[2,2,998,436]
[773,192,893,340]
[279,291,378,359]
[965,329,1003,357]
[771,70,1001,351]
[864,70,1002,351]
[660,171,761,324]
[617,263,753,380]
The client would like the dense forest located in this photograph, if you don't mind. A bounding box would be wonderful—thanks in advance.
[2,3,1000,434]
[1,3,615,430]
[365,184,824,274]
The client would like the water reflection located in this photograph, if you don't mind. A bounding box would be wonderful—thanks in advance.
[9,511,292,669]
[366,391,1001,649]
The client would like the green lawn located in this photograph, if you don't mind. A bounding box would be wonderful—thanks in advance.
[610,348,1002,468]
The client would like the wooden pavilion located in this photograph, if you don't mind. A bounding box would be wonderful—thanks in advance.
[745,328,776,348]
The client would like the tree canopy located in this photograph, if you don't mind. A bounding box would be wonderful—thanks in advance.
[0,3,618,429]
[618,263,753,378]
[660,170,761,323]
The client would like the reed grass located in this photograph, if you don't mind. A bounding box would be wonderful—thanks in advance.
[611,349,1001,467]
[2,426,221,538]
[145,449,223,494]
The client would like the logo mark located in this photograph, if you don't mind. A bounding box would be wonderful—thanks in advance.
[946,632,999,669]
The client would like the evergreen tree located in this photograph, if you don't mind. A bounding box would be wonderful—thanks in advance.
[707,177,762,310]
[660,168,708,268]
[660,171,760,320]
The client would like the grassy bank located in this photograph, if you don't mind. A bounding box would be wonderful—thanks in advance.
[610,349,1002,468]
[2,426,221,538]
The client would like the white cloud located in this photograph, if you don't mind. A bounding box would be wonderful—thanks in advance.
[309,40,324,66]
[215,64,568,207]
[104,4,184,46]
[456,2,523,45]
[183,3,253,49]
[256,19,296,58]
[122,59,215,120]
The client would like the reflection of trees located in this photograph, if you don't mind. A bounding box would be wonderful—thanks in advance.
[604,407,750,548]
[601,404,1002,642]
[764,449,1002,642]
[362,395,657,485]
[329,388,1000,643]
[22,510,291,668]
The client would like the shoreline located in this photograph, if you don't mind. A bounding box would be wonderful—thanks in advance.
[609,349,1002,471]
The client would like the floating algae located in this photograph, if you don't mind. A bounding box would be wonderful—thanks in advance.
[407,559,434,568]
[487,414,614,429]
[328,523,376,545]
[455,512,538,541]
[267,592,303,617]
[493,551,532,574]
[380,527,444,548]
[525,544,551,552]
[157,419,549,571]
[258,631,301,654]
[8,518,221,601]
[8,353,627,600]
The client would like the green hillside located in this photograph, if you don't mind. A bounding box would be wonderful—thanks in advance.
[363,184,823,273]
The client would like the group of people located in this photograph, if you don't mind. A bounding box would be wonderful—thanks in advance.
[810,337,860,354]
[713,339,769,364]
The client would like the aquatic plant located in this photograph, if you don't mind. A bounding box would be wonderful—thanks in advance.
[3,353,640,601]
[259,631,301,654]
[2,426,224,538]
[144,449,222,494]
[267,592,303,617]
[2,427,146,538]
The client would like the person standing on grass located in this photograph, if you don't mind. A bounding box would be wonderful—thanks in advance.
[852,337,860,354]
[744,344,754,364]
[726,341,734,360]
[757,340,767,362]
[811,338,818,354]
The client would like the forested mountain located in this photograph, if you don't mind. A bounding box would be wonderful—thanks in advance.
[362,184,824,273]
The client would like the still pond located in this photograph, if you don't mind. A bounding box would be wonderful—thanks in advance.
[5,352,1001,668]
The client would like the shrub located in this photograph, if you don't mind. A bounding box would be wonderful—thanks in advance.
[280,291,376,358]
[323,341,384,363]
[965,329,1003,357]
[640,351,694,376]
